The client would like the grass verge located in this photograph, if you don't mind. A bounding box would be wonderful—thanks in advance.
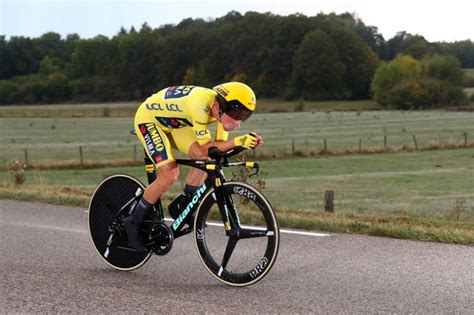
[1,183,472,245]
[277,209,474,245]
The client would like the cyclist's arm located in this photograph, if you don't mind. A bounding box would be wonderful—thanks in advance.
[192,139,237,158]
[197,121,232,155]
[190,134,263,158]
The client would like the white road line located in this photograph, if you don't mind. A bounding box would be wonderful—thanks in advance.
[280,229,330,237]
[3,219,330,237]
[165,219,331,237]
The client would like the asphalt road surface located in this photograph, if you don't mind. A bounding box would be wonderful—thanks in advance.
[1,199,473,313]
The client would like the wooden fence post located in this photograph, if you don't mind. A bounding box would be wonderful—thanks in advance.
[24,149,29,166]
[323,139,328,152]
[384,135,388,149]
[79,146,84,165]
[292,139,295,155]
[358,139,362,153]
[324,190,334,212]
[412,135,418,150]
[464,132,468,146]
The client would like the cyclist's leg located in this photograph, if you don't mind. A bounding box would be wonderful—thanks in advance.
[166,129,206,222]
[128,121,179,251]
[134,121,178,205]
[169,128,206,191]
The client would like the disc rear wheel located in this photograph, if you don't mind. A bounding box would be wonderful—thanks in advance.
[88,175,152,271]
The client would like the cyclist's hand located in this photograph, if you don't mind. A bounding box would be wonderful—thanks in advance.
[233,132,258,149]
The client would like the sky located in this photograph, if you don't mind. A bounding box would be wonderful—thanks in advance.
[1,0,473,42]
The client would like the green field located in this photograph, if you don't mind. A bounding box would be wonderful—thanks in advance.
[1,111,473,165]
[1,108,473,243]
[1,148,473,222]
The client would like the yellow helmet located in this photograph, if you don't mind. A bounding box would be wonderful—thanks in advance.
[213,82,256,121]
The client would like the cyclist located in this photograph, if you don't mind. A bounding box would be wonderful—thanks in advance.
[126,82,263,252]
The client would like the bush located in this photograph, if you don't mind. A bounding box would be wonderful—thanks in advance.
[371,55,421,106]
[464,76,474,88]
[8,160,26,185]
[70,76,122,102]
[387,78,466,109]
[421,55,464,86]
[0,74,71,104]
[372,54,467,109]
[45,73,70,102]
[387,80,427,109]
[0,80,19,104]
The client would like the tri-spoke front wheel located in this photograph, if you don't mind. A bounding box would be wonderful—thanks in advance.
[194,182,279,286]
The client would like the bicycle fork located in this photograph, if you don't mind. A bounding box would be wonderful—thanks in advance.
[211,177,237,233]
[212,178,246,275]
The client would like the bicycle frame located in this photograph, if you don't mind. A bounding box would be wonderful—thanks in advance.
[142,149,254,240]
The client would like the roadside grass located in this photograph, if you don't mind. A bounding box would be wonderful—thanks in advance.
[277,210,474,245]
[0,183,91,207]
[1,148,473,244]
[1,183,472,245]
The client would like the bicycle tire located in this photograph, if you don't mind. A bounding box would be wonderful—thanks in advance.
[88,174,152,271]
[194,182,279,286]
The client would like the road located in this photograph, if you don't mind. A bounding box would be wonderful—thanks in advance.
[1,200,473,313]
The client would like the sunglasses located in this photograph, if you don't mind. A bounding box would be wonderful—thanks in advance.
[224,101,253,121]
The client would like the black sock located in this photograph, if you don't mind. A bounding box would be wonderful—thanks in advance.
[184,184,199,195]
[132,197,153,224]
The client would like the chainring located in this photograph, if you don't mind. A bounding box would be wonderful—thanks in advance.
[148,222,174,256]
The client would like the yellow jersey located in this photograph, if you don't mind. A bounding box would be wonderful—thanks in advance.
[135,85,228,145]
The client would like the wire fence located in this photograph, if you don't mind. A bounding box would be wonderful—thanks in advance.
[1,132,471,169]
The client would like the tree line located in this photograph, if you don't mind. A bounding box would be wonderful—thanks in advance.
[0,11,473,105]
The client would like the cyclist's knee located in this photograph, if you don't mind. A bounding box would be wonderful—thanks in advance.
[188,143,207,160]
[189,152,207,160]
[159,164,179,187]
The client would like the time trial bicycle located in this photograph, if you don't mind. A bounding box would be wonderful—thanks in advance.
[88,146,280,286]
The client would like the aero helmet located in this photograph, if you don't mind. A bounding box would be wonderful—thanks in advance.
[212,82,256,121]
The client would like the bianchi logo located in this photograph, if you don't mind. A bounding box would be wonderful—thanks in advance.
[172,183,207,231]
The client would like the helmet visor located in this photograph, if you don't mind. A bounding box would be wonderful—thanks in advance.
[224,101,253,121]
